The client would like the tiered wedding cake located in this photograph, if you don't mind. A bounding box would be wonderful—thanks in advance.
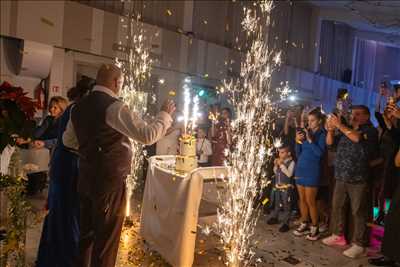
[175,134,198,172]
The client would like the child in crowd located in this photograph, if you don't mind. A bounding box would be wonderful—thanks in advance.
[267,145,295,232]
[196,127,213,167]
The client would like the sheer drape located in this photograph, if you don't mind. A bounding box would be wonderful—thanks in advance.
[319,20,355,81]
[353,38,377,90]
[353,38,400,92]
[270,2,313,71]
[374,44,400,89]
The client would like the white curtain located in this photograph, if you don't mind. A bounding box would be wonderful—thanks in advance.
[353,38,377,91]
[353,38,400,93]
[373,44,400,89]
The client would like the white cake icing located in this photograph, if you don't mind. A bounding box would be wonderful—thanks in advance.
[175,135,198,172]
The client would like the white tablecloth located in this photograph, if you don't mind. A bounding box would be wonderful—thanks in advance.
[140,155,227,267]
[1,147,49,175]
[20,148,50,173]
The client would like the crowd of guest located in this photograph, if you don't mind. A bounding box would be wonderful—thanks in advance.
[12,66,399,266]
[266,84,400,264]
[152,82,399,262]
[153,84,399,262]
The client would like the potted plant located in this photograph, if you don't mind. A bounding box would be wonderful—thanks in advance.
[0,81,38,266]
[0,81,38,153]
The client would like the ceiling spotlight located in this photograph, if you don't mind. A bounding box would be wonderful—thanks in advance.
[158,79,165,84]
[288,95,296,102]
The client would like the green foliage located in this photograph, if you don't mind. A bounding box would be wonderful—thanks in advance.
[0,174,30,267]
[0,147,30,267]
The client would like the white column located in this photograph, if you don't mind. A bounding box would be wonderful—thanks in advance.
[178,0,194,73]
[183,0,194,33]
[0,1,12,36]
[90,9,104,55]
[63,50,75,96]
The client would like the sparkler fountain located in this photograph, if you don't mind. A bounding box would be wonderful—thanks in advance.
[115,2,154,222]
[174,79,201,173]
[182,81,191,135]
[180,78,200,135]
[216,1,291,266]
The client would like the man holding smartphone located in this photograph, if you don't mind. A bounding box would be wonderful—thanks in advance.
[323,105,378,258]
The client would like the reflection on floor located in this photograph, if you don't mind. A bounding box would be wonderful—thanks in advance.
[25,191,376,267]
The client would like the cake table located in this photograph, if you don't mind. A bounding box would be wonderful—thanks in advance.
[140,155,227,267]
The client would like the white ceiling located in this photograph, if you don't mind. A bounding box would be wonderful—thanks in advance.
[309,0,400,38]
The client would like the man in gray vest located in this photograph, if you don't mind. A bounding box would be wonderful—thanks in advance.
[63,64,175,267]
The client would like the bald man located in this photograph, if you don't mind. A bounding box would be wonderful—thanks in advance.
[63,64,175,267]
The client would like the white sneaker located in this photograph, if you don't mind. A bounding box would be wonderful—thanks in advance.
[343,244,365,258]
[293,222,309,236]
[322,234,347,247]
[319,223,329,233]
[306,225,320,241]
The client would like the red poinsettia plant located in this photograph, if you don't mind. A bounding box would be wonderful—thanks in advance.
[0,81,39,152]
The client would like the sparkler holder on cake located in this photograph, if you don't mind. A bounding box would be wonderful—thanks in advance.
[174,79,200,174]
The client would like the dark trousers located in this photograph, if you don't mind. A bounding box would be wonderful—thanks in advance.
[291,186,299,212]
[382,181,400,262]
[331,180,369,247]
[26,172,47,195]
[77,185,126,267]
[270,188,292,225]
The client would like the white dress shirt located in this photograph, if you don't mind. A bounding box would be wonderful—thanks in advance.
[196,138,213,163]
[63,85,173,150]
[273,158,295,178]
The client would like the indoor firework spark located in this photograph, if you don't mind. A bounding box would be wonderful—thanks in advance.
[182,82,191,135]
[191,95,200,130]
[216,1,290,266]
[116,4,153,219]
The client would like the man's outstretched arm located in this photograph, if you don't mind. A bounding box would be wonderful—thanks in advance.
[106,99,175,145]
